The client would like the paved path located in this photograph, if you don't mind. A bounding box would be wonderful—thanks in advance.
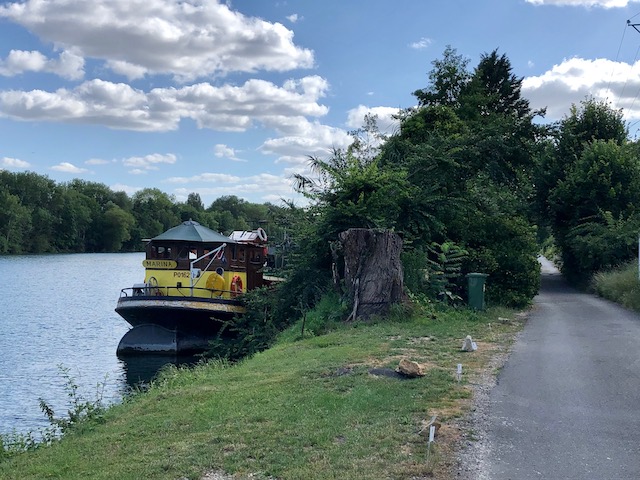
[481,259,640,479]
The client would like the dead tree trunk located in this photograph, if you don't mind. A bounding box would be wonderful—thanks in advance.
[339,228,404,321]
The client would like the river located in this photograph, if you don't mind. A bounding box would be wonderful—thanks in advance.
[0,253,193,438]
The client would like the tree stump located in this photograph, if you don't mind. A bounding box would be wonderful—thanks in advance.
[339,228,404,321]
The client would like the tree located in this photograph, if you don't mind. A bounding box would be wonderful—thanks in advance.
[294,150,413,242]
[0,186,31,254]
[131,188,180,240]
[53,188,92,252]
[413,45,471,108]
[187,192,204,211]
[537,98,626,215]
[99,202,136,252]
[539,98,632,284]
[380,47,542,305]
[547,140,640,282]
[462,49,532,119]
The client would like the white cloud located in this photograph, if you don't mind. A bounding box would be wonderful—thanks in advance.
[123,153,177,172]
[0,49,84,80]
[522,57,640,120]
[0,76,330,132]
[213,144,246,162]
[0,156,30,169]
[346,105,401,133]
[110,183,142,196]
[525,0,637,7]
[0,0,314,81]
[409,37,433,50]
[286,14,301,23]
[51,162,88,173]
[106,60,147,81]
[166,172,241,184]
[85,158,111,165]
[259,117,351,166]
[170,173,296,203]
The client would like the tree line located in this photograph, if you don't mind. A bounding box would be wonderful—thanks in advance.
[0,174,288,255]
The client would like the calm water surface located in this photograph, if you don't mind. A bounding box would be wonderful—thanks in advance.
[0,253,177,436]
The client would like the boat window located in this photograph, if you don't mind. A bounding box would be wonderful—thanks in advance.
[231,245,237,261]
[250,250,261,262]
[239,248,245,262]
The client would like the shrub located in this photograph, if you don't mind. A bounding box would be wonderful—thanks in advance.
[592,260,640,311]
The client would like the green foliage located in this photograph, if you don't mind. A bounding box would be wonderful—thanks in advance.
[401,248,430,296]
[561,211,640,284]
[206,286,288,361]
[294,150,412,237]
[592,260,640,311]
[0,186,31,253]
[425,241,467,303]
[414,45,471,108]
[403,242,467,303]
[0,366,105,458]
[544,114,640,284]
[38,366,106,438]
[0,173,290,255]
[300,291,349,336]
[461,206,540,308]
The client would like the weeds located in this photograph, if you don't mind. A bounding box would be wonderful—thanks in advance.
[0,365,106,459]
[592,260,640,311]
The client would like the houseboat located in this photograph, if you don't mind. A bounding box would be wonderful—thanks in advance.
[115,220,269,354]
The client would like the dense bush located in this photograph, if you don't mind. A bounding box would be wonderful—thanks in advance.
[463,213,540,308]
[540,100,640,286]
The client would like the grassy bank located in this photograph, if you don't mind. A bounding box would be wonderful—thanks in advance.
[0,303,525,480]
[592,260,640,311]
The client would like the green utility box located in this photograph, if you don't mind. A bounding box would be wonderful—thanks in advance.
[466,273,488,310]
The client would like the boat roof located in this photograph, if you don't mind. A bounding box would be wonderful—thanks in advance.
[151,220,236,244]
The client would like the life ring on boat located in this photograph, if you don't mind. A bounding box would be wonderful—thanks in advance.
[257,227,267,242]
[230,275,243,297]
[147,276,162,296]
[206,272,225,297]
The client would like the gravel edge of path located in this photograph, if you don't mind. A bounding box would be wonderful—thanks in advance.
[452,310,532,480]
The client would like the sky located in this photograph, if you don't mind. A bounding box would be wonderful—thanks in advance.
[2,0,640,207]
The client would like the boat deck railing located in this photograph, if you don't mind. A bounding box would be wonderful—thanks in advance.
[119,286,240,300]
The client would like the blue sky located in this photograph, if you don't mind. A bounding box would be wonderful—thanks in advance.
[1,0,640,206]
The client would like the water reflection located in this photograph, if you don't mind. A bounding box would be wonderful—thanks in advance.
[119,354,201,387]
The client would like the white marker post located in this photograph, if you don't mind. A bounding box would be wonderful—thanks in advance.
[426,425,436,465]
[457,363,462,382]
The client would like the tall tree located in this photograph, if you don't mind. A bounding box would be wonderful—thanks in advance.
[413,45,470,108]
[131,188,180,240]
[0,186,31,254]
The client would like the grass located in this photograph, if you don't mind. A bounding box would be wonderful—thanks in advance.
[592,260,640,311]
[0,302,525,480]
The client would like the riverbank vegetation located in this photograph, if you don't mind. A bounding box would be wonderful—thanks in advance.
[592,260,640,311]
[0,302,524,479]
